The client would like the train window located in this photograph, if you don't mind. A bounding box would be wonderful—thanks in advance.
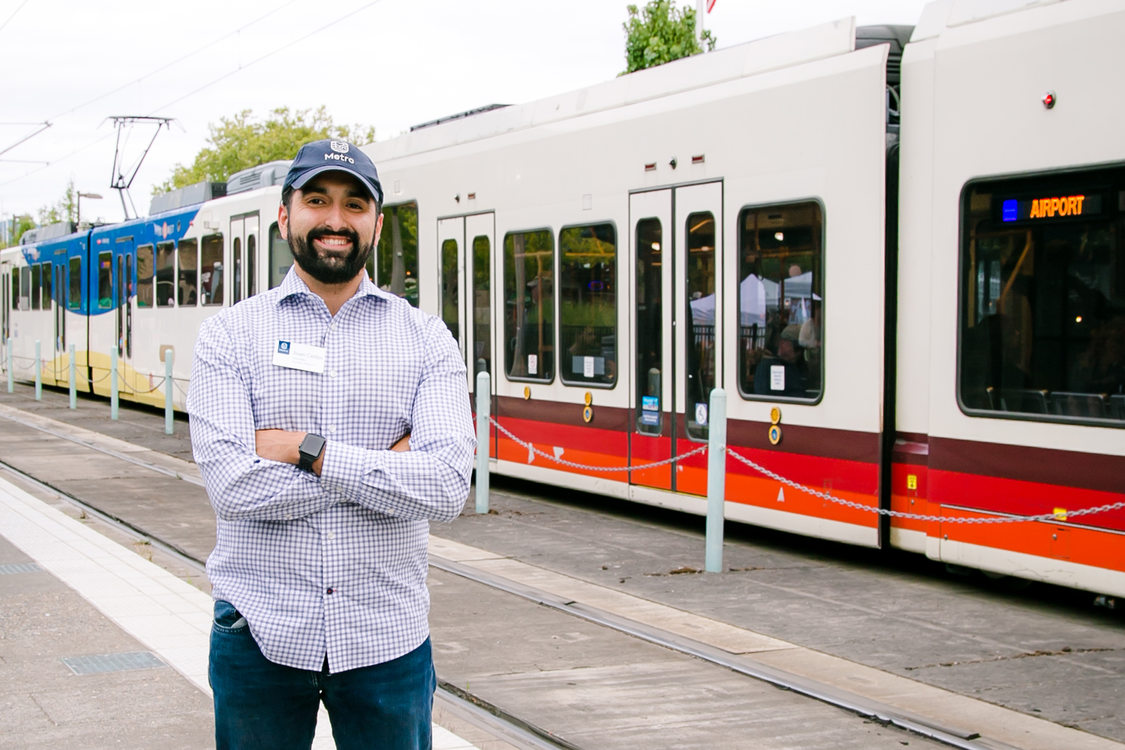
[441,238,459,341]
[635,218,663,435]
[136,245,154,308]
[736,202,824,402]
[10,268,19,312]
[269,223,292,288]
[247,234,258,297]
[156,241,175,307]
[504,228,554,381]
[959,165,1125,424]
[232,237,242,304]
[30,263,40,310]
[472,235,491,375]
[685,211,716,440]
[559,223,616,386]
[178,238,198,306]
[97,252,113,309]
[19,267,29,311]
[200,234,223,306]
[68,257,81,310]
[376,202,419,306]
[40,262,51,309]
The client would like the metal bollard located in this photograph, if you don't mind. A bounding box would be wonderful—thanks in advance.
[475,371,491,514]
[164,350,174,435]
[34,340,41,400]
[110,346,119,420]
[6,338,12,393]
[704,387,728,573]
[69,345,76,409]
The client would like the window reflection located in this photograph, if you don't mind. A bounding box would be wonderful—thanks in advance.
[685,211,715,440]
[472,235,492,375]
[504,229,554,381]
[635,218,663,435]
[560,223,616,386]
[441,238,459,341]
[737,202,823,401]
[960,167,1125,422]
[376,202,419,306]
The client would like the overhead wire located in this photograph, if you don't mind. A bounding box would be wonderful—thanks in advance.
[0,0,385,191]
[46,0,302,122]
[0,0,30,35]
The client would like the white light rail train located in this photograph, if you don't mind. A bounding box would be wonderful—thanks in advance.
[3,0,1123,596]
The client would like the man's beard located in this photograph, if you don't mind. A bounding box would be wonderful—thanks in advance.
[289,224,374,285]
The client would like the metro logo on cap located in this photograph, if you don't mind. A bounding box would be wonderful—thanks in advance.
[283,138,384,204]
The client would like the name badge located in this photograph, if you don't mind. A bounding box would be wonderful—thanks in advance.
[273,340,326,374]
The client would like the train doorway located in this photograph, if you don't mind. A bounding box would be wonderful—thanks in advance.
[629,182,722,495]
[229,213,260,303]
[52,251,67,382]
[437,212,496,455]
[114,237,135,366]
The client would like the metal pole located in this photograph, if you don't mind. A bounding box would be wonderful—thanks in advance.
[704,387,727,573]
[34,340,41,400]
[68,344,76,408]
[164,349,174,435]
[475,371,491,514]
[5,337,12,393]
[110,346,119,420]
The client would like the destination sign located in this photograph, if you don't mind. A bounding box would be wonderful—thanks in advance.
[1000,192,1103,223]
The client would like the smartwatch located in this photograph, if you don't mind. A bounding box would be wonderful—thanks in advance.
[297,433,326,472]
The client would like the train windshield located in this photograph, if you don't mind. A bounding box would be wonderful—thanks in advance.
[959,165,1125,423]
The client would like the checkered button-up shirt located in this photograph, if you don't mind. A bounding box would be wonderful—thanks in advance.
[187,268,475,673]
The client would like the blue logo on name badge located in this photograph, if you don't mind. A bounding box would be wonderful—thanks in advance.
[278,341,290,354]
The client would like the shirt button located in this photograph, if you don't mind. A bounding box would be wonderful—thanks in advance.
[327,426,337,435]
[326,587,335,595]
[327,531,335,540]
[329,369,338,378]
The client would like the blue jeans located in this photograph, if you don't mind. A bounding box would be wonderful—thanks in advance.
[209,600,435,750]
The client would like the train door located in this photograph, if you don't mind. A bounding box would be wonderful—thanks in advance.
[629,182,722,495]
[115,237,134,363]
[1,256,9,370]
[229,213,260,303]
[52,249,66,382]
[437,213,497,455]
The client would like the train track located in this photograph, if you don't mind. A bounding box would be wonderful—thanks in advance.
[0,403,1026,750]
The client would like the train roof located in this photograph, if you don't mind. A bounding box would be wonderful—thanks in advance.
[367,15,904,163]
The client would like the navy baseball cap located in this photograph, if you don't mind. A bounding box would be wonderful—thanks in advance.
[283,139,383,204]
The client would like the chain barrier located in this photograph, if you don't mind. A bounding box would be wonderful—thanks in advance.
[489,416,707,471]
[485,416,1124,524]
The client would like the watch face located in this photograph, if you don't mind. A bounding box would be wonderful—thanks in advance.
[300,434,326,461]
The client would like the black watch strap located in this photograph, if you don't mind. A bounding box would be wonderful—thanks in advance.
[298,433,326,472]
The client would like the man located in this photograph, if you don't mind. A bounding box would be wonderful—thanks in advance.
[187,139,475,749]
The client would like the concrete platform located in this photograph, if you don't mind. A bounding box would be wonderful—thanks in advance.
[0,472,479,750]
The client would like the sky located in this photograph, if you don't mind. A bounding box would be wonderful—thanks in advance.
[0,0,929,226]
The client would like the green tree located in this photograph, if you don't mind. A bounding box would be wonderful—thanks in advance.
[622,0,715,74]
[37,179,77,226]
[159,106,375,191]
[1,214,35,248]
